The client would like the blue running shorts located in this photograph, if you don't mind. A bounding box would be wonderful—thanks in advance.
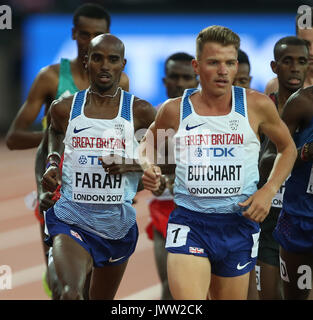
[165,206,260,277]
[273,209,313,253]
[44,206,138,267]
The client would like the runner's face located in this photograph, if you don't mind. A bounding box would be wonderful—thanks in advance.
[163,60,198,98]
[233,63,251,89]
[273,45,308,92]
[193,42,238,96]
[72,16,109,60]
[88,38,126,92]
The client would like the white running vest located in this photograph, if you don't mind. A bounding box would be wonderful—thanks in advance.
[174,86,260,214]
[54,89,141,239]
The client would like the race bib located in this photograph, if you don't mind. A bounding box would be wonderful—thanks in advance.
[271,182,285,208]
[71,152,125,204]
[184,144,245,197]
[165,223,190,248]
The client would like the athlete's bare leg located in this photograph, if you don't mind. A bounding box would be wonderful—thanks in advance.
[52,234,93,300]
[280,247,313,300]
[167,253,211,300]
[39,223,49,265]
[210,272,250,300]
[247,268,259,300]
[89,260,129,300]
[257,260,282,299]
[153,228,172,300]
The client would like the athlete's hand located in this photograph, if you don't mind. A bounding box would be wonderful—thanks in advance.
[99,155,142,174]
[41,166,61,193]
[166,175,175,195]
[141,165,162,191]
[38,191,55,214]
[238,186,276,223]
[152,175,167,196]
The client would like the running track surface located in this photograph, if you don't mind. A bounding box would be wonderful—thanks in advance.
[0,140,161,300]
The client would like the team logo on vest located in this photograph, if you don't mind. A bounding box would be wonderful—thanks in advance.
[78,155,88,165]
[115,123,125,136]
[194,147,203,158]
[229,119,239,131]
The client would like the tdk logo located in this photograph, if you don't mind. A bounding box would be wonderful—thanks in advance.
[78,155,88,165]
[194,147,203,158]
[201,147,235,157]
[78,155,102,165]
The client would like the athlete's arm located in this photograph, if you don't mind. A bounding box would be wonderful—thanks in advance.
[139,98,179,191]
[41,98,71,192]
[35,110,55,213]
[5,66,58,150]
[133,98,157,132]
[264,77,278,96]
[48,99,69,155]
[35,128,55,213]
[239,92,297,222]
[281,89,313,165]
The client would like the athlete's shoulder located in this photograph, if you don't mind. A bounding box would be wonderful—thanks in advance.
[38,63,60,80]
[245,89,279,127]
[154,97,181,131]
[159,97,181,114]
[132,96,154,114]
[50,94,73,132]
[264,77,278,95]
[132,95,152,107]
[132,96,156,129]
[26,63,60,101]
[51,93,75,114]
[33,63,60,92]
[246,88,275,109]
[290,86,313,103]
[283,87,313,118]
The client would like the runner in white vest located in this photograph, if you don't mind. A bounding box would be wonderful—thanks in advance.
[41,34,155,300]
[140,25,297,300]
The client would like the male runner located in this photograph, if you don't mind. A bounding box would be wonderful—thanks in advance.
[41,34,155,299]
[5,3,129,296]
[233,49,252,89]
[265,8,313,94]
[257,36,309,299]
[273,86,313,299]
[140,25,297,300]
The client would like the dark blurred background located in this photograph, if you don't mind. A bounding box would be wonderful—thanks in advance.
[1,0,313,136]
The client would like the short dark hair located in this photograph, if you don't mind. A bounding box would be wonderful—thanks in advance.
[165,52,194,74]
[73,3,111,28]
[237,49,250,68]
[274,36,309,61]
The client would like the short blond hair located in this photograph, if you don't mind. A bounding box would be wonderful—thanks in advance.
[196,25,240,59]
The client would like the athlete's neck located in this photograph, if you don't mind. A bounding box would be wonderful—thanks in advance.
[89,86,121,98]
[88,85,121,107]
[72,57,88,77]
[277,86,297,116]
[198,88,232,115]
